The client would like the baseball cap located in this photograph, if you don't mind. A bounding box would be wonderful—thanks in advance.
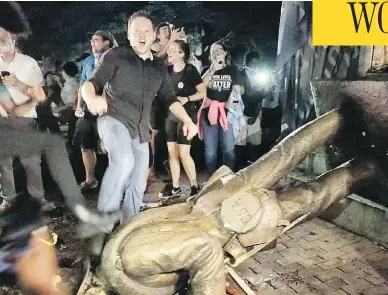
[88,30,118,48]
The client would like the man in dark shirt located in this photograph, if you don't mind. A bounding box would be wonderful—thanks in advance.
[81,11,197,222]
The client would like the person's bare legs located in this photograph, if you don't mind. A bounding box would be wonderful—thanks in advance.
[167,142,181,188]
[81,148,97,184]
[178,144,198,187]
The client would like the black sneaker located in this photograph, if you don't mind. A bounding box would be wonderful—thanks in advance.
[159,183,173,196]
[170,187,182,197]
[190,185,201,196]
[159,184,182,199]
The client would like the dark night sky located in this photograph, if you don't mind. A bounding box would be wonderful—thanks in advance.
[16,1,282,61]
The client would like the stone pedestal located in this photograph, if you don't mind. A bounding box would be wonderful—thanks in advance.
[311,79,388,172]
[310,78,388,205]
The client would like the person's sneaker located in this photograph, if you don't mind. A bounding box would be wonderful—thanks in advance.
[158,183,173,197]
[79,180,99,193]
[162,186,182,200]
[190,185,201,196]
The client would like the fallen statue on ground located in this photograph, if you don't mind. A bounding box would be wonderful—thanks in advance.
[92,109,382,295]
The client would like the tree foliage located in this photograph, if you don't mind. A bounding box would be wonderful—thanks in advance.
[18,1,280,68]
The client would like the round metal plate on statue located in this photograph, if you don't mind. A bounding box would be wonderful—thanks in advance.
[220,191,262,234]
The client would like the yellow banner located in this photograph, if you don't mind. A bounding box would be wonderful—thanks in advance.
[313,0,388,45]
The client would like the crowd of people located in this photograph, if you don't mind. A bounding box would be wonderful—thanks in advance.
[0,5,282,295]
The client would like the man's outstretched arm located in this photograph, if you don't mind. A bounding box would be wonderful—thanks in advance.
[0,85,46,116]
[82,49,117,116]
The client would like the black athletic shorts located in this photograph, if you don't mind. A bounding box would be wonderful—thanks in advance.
[165,117,191,145]
[72,113,98,150]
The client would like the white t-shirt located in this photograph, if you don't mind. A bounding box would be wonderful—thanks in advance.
[61,77,78,107]
[0,52,44,118]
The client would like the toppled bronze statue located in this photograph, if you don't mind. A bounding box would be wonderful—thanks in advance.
[90,109,380,295]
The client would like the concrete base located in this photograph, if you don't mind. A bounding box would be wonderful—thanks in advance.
[306,79,388,248]
[320,193,388,249]
[290,169,388,249]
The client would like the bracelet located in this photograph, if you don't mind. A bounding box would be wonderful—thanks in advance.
[38,232,58,247]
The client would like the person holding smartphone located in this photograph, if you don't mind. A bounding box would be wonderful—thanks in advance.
[199,42,244,174]
[0,25,122,247]
[0,27,57,212]
[0,2,121,294]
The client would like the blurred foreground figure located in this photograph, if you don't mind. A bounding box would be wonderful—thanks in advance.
[0,2,120,294]
[17,227,70,295]
[90,109,382,295]
[0,1,122,241]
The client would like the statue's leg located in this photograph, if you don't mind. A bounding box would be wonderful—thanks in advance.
[194,109,344,212]
[278,158,378,221]
[237,109,343,189]
[105,222,225,295]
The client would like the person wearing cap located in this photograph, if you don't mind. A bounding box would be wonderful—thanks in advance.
[81,11,197,252]
[73,30,117,193]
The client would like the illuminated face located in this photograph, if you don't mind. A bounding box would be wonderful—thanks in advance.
[90,35,109,54]
[0,27,15,56]
[167,42,184,64]
[128,17,155,56]
[157,25,171,43]
[211,44,227,62]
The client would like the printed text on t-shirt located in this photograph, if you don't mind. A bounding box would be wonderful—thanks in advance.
[211,75,232,92]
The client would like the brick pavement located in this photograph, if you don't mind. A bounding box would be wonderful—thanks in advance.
[146,173,388,295]
[234,219,388,295]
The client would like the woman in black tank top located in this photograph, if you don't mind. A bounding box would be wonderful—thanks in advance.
[161,40,205,198]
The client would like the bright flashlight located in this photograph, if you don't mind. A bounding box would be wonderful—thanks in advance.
[256,71,269,85]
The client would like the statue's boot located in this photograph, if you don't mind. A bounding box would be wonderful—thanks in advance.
[237,158,379,259]
[278,158,378,222]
